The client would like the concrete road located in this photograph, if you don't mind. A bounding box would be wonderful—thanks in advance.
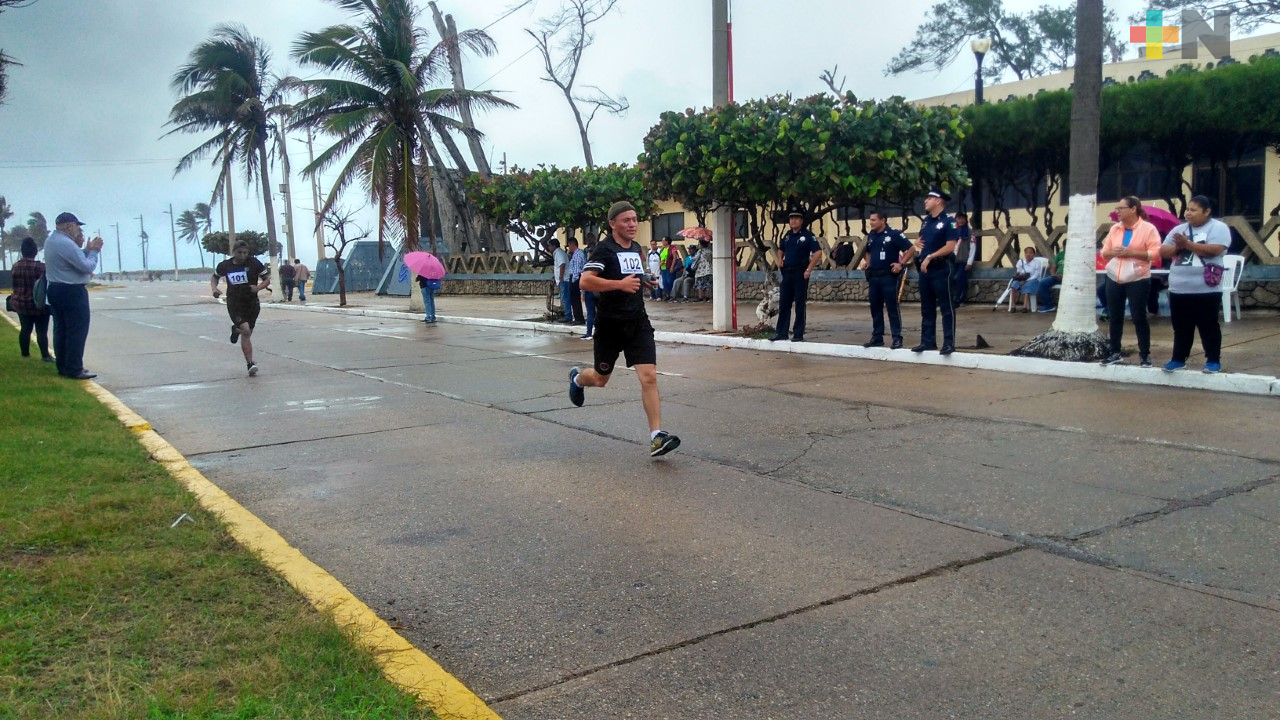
[81,282,1279,719]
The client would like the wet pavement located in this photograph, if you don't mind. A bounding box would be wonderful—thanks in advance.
[54,281,1280,719]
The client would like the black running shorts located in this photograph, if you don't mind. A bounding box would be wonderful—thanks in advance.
[226,294,261,329]
[593,317,657,375]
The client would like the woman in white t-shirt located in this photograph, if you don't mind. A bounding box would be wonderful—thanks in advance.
[1158,195,1231,374]
[1009,247,1049,313]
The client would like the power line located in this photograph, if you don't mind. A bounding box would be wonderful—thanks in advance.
[0,158,180,168]
[476,44,539,89]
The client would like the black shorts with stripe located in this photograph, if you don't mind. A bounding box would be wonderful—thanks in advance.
[593,316,656,375]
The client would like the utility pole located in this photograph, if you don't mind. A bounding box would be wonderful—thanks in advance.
[164,204,180,280]
[110,223,121,274]
[303,87,326,260]
[277,131,298,262]
[711,0,736,330]
[136,215,148,273]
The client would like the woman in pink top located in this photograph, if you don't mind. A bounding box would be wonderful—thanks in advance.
[1099,196,1162,367]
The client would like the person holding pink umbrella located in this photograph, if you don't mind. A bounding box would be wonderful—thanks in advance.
[404,251,446,323]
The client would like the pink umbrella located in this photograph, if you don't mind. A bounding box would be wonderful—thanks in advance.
[403,251,446,280]
[1108,204,1180,236]
[676,227,713,240]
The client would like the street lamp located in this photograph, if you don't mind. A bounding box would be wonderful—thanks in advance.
[970,37,992,256]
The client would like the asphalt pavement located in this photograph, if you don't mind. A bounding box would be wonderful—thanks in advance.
[53,281,1280,719]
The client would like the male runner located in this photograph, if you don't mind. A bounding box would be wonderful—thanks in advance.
[211,241,270,376]
[569,201,681,457]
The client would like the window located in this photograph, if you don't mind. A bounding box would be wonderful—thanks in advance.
[734,210,749,238]
[650,212,685,242]
[836,199,926,221]
[1193,146,1265,224]
[1097,145,1182,202]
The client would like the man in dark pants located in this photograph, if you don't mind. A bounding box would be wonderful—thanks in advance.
[860,211,916,349]
[952,212,975,304]
[912,187,960,355]
[770,210,823,342]
[43,212,104,380]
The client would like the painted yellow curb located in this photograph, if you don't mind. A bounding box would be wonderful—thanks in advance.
[73,380,504,720]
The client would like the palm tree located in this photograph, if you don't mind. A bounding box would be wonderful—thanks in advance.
[290,0,512,257]
[177,208,207,269]
[25,211,48,246]
[1013,0,1107,361]
[167,23,283,299]
[0,196,12,270]
[194,201,215,235]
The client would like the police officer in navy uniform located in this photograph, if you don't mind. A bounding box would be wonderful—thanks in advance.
[860,210,917,349]
[770,209,823,342]
[912,187,960,355]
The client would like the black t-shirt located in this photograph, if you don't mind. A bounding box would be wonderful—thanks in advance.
[583,235,647,320]
[215,256,267,301]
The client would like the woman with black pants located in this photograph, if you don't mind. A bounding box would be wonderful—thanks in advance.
[9,237,52,361]
[1159,195,1231,374]
[1099,197,1162,367]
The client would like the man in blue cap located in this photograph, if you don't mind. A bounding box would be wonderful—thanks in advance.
[770,209,823,342]
[912,187,960,355]
[44,212,105,379]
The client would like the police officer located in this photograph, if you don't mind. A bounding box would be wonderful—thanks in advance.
[770,210,823,342]
[912,187,960,355]
[860,210,916,349]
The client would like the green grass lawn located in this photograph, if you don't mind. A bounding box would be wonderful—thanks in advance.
[0,324,435,719]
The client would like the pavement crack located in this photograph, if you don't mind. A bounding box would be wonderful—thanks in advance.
[183,423,440,458]
[761,432,829,475]
[488,546,1025,706]
[1064,474,1280,542]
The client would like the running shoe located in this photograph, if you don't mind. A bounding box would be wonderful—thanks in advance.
[230,325,240,344]
[1162,360,1186,373]
[247,362,259,377]
[650,431,681,457]
[1139,356,1153,368]
[568,368,584,407]
[1202,362,1221,374]
[1100,353,1124,365]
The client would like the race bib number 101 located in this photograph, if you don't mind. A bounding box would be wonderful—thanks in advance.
[227,269,249,285]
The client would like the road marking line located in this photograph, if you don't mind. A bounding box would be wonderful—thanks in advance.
[76,379,502,720]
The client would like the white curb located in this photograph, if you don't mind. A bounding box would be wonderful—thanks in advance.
[267,302,1280,397]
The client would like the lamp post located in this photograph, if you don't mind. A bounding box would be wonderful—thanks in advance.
[970,37,992,257]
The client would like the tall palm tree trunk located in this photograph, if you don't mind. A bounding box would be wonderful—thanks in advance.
[1012,0,1107,361]
[226,173,237,256]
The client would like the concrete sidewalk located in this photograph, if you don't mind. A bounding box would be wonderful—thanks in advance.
[283,289,1280,393]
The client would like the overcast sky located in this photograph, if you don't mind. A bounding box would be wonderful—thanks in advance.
[1,0,1152,271]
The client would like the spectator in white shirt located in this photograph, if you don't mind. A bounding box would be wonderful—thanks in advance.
[1010,247,1049,313]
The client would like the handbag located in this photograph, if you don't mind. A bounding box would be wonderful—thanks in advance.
[4,294,12,313]
[1203,263,1223,287]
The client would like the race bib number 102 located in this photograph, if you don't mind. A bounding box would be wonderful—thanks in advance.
[616,251,645,275]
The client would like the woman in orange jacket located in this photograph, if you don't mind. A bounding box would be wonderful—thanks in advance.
[1099,196,1163,367]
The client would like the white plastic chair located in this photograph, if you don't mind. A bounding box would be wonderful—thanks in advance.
[1220,254,1244,323]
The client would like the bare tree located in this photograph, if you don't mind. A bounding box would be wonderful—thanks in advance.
[819,66,846,96]
[0,0,39,106]
[527,0,628,168]
[322,206,371,308]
